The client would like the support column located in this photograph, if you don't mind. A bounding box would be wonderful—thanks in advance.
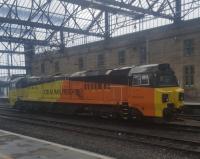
[175,0,182,24]
[24,44,35,75]
[7,53,10,78]
[105,11,110,40]
[60,30,65,53]
[146,39,149,64]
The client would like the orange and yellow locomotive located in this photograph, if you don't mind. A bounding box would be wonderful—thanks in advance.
[9,63,184,120]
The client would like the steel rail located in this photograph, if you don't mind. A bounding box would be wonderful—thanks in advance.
[0,111,199,154]
[0,105,199,133]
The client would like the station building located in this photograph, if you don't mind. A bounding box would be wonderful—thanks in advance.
[30,18,200,101]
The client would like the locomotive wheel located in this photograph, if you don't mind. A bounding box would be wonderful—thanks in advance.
[163,108,173,121]
[119,104,130,120]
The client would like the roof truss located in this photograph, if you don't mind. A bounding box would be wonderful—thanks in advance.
[0,0,187,49]
[0,0,200,78]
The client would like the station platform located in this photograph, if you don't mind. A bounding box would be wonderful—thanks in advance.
[0,97,9,104]
[184,102,200,106]
[183,102,200,115]
[0,130,113,159]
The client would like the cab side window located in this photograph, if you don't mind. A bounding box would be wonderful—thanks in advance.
[132,75,141,86]
[132,74,149,86]
[141,74,149,85]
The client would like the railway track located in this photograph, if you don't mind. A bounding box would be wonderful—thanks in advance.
[0,105,200,133]
[0,109,199,154]
[178,114,200,121]
[0,104,200,134]
[152,120,200,134]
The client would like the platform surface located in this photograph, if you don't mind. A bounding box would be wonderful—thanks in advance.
[0,97,9,104]
[0,130,114,159]
[184,102,200,106]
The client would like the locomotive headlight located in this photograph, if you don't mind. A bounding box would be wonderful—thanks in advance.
[162,94,169,103]
[179,92,184,101]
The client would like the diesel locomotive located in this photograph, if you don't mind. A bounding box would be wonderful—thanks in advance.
[9,63,184,120]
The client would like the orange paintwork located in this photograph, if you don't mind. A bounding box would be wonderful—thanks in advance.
[128,87,155,116]
[57,80,155,116]
[10,78,183,118]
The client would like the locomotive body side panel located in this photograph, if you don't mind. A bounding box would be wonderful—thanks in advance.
[9,63,184,120]
[128,87,155,117]
[41,80,62,102]
[58,80,128,105]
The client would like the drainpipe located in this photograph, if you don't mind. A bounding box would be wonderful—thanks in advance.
[146,39,150,64]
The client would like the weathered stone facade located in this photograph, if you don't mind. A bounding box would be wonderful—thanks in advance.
[31,18,200,101]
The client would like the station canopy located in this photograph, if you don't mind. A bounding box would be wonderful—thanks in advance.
[0,0,200,77]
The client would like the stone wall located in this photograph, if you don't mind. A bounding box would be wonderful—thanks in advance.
[31,18,200,100]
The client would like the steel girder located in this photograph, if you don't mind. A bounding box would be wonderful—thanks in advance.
[0,50,24,54]
[0,0,105,49]
[0,35,60,47]
[60,0,146,18]
[0,0,198,50]
[0,65,26,70]
[0,0,200,78]
[0,17,104,37]
[0,0,185,49]
[61,0,174,20]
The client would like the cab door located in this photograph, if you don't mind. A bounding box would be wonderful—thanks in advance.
[128,74,155,117]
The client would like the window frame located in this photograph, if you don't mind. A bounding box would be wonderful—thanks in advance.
[140,74,150,85]
[41,63,45,74]
[78,57,84,70]
[183,65,195,87]
[139,46,147,65]
[118,50,126,65]
[132,74,150,86]
[183,39,194,56]
[55,61,60,72]
[97,54,105,67]
[132,74,141,86]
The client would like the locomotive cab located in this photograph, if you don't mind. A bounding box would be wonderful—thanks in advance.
[128,64,184,120]
[152,65,184,120]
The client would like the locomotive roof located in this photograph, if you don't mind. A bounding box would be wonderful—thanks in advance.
[70,69,112,78]
[70,66,132,78]
[128,63,170,75]
[11,63,171,87]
